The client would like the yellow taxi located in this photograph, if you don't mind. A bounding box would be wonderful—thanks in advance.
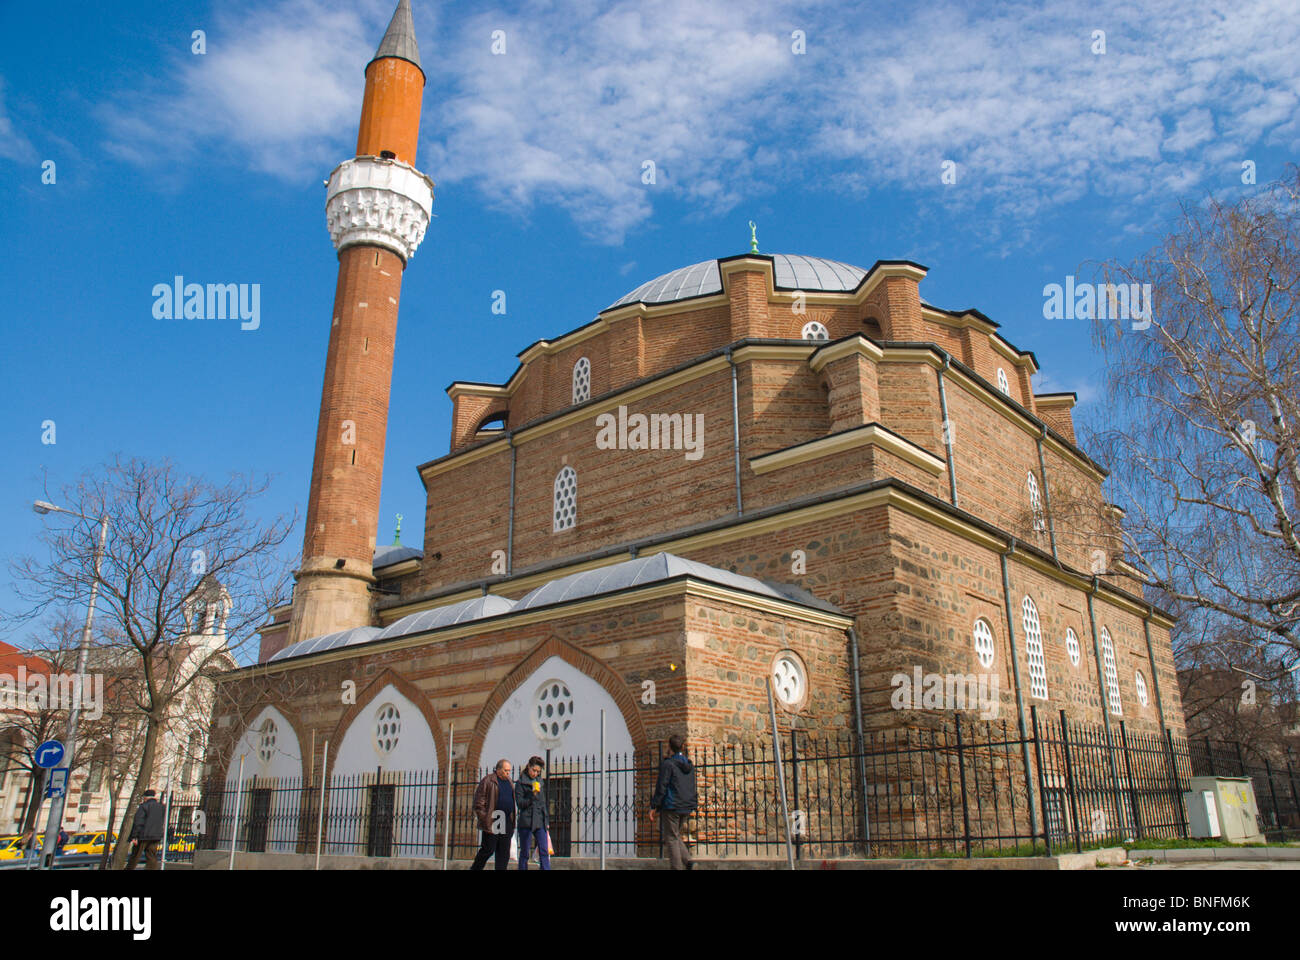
[0,834,41,860]
[62,831,117,856]
[167,832,196,854]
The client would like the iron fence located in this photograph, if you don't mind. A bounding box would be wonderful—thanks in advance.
[189,711,1300,863]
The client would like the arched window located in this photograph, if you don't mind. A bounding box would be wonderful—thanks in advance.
[997,368,1010,395]
[972,618,996,668]
[1027,472,1046,532]
[553,466,577,532]
[85,742,110,794]
[181,732,203,790]
[1135,670,1149,708]
[1021,596,1048,699]
[1065,627,1080,667]
[1100,627,1122,716]
[192,602,207,634]
[801,321,829,341]
[572,357,591,404]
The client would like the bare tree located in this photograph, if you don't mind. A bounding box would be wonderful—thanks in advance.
[1087,168,1300,697]
[6,456,293,867]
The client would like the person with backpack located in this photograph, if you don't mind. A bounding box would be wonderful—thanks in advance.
[125,789,166,870]
[514,755,552,871]
[649,734,697,870]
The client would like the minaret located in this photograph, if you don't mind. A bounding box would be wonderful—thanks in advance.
[285,0,434,650]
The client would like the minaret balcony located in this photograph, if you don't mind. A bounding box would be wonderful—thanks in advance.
[325,155,435,262]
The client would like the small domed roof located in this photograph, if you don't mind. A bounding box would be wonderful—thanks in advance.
[605,254,867,312]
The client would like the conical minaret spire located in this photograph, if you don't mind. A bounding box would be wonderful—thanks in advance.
[369,0,422,76]
[280,0,434,657]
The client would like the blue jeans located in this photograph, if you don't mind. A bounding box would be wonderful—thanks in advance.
[517,827,551,870]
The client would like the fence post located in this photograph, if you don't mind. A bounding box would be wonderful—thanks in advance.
[1030,707,1050,856]
[1059,711,1082,854]
[1288,757,1300,839]
[599,710,607,871]
[789,732,801,861]
[1263,758,1281,840]
[1234,741,1247,778]
[765,678,796,871]
[1164,729,1187,839]
[229,754,245,871]
[1118,722,1142,841]
[441,723,454,870]
[955,719,972,858]
[315,739,329,870]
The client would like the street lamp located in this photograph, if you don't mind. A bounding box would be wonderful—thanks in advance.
[32,499,110,870]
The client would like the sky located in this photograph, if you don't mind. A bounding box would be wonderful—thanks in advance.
[1,0,1298,643]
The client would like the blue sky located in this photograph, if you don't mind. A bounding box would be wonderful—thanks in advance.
[2,0,1298,635]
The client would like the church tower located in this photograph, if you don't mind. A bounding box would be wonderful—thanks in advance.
[286,0,434,650]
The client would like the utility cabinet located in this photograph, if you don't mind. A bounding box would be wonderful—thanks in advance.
[1184,776,1264,843]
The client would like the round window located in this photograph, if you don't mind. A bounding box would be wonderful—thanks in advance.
[374,703,401,754]
[535,681,574,740]
[257,719,277,765]
[772,655,805,707]
[972,619,995,668]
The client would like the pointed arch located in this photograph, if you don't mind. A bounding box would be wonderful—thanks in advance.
[325,668,448,779]
[220,700,309,784]
[467,635,648,773]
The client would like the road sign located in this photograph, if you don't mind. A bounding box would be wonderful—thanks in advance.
[44,768,69,799]
[34,741,65,769]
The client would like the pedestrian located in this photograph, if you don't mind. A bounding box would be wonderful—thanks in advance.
[649,734,697,870]
[56,826,69,855]
[470,759,516,870]
[515,755,551,871]
[125,789,166,870]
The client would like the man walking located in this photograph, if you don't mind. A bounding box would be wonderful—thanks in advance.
[471,759,516,870]
[125,789,166,870]
[515,756,551,871]
[649,734,697,870]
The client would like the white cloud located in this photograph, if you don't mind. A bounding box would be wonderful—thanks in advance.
[0,79,37,164]
[94,0,1300,243]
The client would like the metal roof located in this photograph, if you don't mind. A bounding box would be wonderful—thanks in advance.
[368,0,422,76]
[373,543,423,569]
[604,254,867,311]
[512,552,788,611]
[375,595,517,641]
[268,625,383,663]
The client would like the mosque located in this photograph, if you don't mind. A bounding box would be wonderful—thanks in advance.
[206,0,1185,840]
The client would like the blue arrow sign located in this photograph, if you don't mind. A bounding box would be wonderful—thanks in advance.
[34,740,65,769]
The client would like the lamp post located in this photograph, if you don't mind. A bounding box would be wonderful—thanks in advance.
[33,499,109,870]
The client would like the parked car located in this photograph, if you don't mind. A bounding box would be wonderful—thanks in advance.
[0,834,41,860]
[62,831,117,856]
[167,832,196,855]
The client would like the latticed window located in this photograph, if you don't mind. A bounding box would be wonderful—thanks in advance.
[997,368,1010,395]
[972,618,995,668]
[1100,628,1122,716]
[535,681,574,740]
[1065,627,1080,667]
[572,357,591,404]
[772,656,805,706]
[1022,596,1048,700]
[553,466,577,532]
[801,321,829,341]
[374,703,401,754]
[258,718,278,764]
[1027,472,1046,532]
[1135,670,1149,708]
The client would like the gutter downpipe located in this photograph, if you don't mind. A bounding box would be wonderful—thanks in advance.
[506,435,517,576]
[847,626,871,855]
[999,538,1040,842]
[1142,615,1168,729]
[728,347,743,516]
[1035,426,1059,561]
[1086,577,1127,835]
[936,351,958,507]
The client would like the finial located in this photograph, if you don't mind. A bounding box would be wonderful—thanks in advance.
[393,513,403,546]
[748,220,759,254]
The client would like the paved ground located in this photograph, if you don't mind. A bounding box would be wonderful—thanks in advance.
[1139,860,1300,870]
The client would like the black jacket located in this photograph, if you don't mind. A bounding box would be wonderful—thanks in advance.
[651,753,697,813]
[130,798,166,841]
[514,772,551,831]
